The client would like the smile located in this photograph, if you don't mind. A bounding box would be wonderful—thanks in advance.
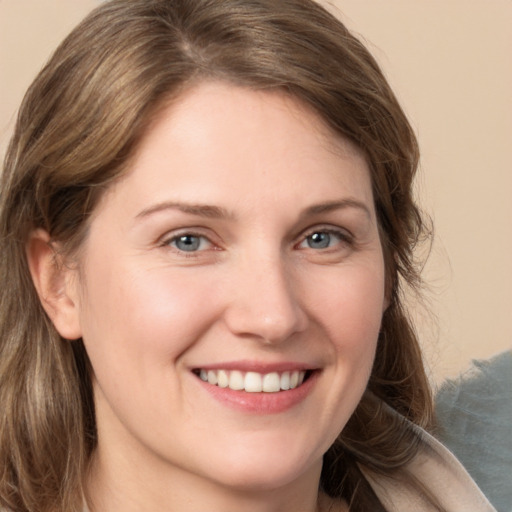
[195,369,309,393]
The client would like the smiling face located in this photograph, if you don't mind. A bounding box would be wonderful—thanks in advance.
[63,82,387,507]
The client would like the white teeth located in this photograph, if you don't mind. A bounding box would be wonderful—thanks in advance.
[229,370,245,391]
[290,371,299,389]
[280,371,290,390]
[207,370,218,385]
[217,370,229,388]
[197,369,310,393]
[262,372,280,393]
[244,372,263,393]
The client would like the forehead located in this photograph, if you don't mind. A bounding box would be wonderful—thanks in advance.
[95,81,373,221]
[145,81,365,164]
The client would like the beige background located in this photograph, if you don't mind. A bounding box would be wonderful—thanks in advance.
[1,1,511,385]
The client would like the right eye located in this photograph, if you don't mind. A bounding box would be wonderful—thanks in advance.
[166,233,212,253]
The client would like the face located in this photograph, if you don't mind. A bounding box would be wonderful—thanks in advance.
[68,82,386,494]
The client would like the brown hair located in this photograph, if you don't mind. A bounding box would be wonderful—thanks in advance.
[0,1,433,510]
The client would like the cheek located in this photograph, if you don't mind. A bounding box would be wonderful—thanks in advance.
[76,263,225,438]
[78,260,223,368]
[311,262,386,351]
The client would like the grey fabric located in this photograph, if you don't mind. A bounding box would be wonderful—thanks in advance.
[435,350,512,512]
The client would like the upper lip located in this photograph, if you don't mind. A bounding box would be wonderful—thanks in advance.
[192,360,319,373]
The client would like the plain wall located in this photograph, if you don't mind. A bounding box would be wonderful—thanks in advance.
[1,0,511,385]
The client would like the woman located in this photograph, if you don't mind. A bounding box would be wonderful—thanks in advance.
[0,1,496,511]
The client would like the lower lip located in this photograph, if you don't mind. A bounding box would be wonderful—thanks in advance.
[195,371,319,414]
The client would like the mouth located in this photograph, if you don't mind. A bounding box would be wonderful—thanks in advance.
[192,368,314,393]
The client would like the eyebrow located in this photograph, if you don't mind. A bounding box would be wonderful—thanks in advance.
[135,198,371,222]
[135,201,235,220]
[300,199,372,220]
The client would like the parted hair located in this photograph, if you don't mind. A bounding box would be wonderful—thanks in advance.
[0,1,433,511]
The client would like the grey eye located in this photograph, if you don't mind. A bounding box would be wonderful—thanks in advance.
[173,234,202,252]
[306,232,332,249]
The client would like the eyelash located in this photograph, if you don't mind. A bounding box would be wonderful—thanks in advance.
[297,227,353,251]
[161,231,215,255]
[160,226,353,256]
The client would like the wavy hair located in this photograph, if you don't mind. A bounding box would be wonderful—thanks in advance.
[0,1,433,510]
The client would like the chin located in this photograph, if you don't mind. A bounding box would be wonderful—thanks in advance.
[200,442,323,493]
[212,466,311,494]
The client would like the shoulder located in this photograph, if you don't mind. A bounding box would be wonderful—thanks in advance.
[435,350,512,511]
[362,423,497,512]
[436,350,512,422]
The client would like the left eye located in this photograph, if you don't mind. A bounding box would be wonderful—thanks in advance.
[168,234,211,252]
[299,230,346,250]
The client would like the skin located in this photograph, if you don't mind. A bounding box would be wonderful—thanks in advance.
[29,82,387,512]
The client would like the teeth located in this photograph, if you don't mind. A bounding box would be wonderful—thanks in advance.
[217,370,229,388]
[280,371,290,390]
[290,371,299,389]
[207,370,218,385]
[197,369,308,393]
[229,370,244,391]
[245,372,263,392]
[262,372,280,392]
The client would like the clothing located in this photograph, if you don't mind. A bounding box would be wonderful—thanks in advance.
[435,350,512,512]
[365,425,497,512]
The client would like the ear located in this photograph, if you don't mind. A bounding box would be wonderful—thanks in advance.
[383,294,391,314]
[26,229,82,340]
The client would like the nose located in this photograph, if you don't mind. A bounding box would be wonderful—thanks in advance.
[222,254,308,345]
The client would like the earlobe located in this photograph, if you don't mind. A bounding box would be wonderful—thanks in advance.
[26,229,82,340]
